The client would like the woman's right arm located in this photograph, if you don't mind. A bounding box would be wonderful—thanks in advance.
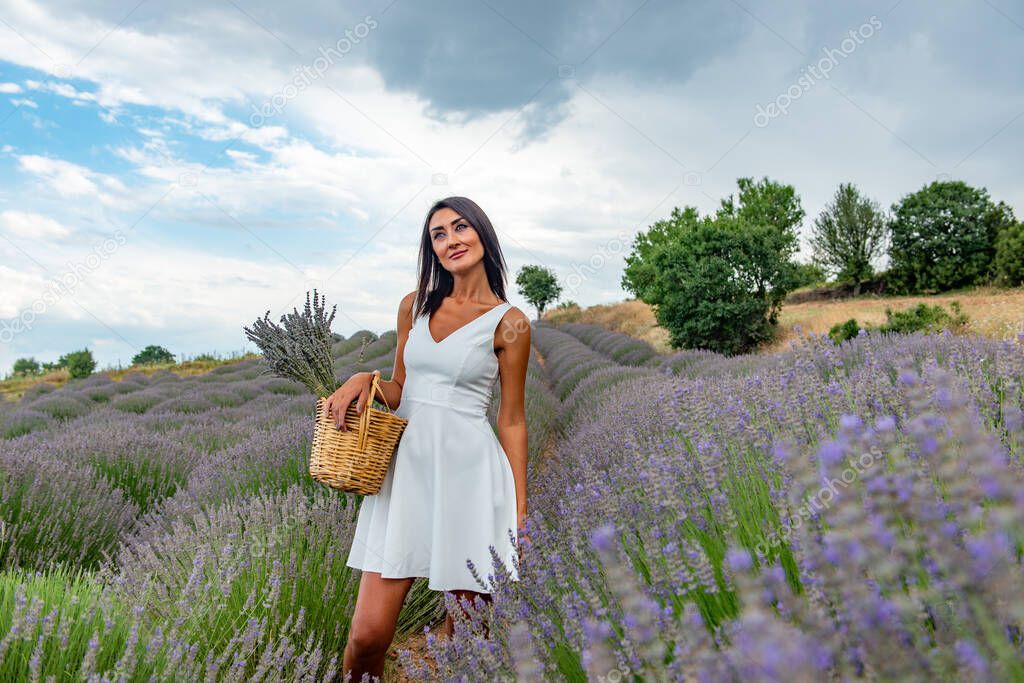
[325,291,416,430]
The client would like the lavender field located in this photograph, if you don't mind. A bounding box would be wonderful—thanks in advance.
[1,322,1023,681]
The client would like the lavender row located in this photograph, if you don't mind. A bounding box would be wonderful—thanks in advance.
[405,327,1024,681]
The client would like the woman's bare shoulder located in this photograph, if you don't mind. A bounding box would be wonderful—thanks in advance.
[497,305,531,340]
[398,290,418,328]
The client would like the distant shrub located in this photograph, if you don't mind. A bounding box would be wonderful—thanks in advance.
[826,302,970,346]
[879,301,969,334]
[61,349,96,379]
[11,357,40,377]
[828,318,862,344]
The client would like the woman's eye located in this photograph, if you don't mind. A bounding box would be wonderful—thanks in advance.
[456,223,468,230]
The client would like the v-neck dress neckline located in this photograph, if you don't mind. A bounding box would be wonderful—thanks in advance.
[426,301,509,345]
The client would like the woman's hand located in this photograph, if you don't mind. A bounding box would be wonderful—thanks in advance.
[325,371,377,430]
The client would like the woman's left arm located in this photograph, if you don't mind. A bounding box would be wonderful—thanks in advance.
[495,307,532,533]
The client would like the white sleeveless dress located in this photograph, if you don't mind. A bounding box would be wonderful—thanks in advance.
[345,301,521,592]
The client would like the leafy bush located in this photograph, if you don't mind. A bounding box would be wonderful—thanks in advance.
[59,349,96,379]
[11,358,40,377]
[828,318,862,344]
[879,301,969,334]
[829,302,970,345]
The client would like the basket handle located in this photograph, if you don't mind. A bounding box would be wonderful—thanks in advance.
[356,371,391,452]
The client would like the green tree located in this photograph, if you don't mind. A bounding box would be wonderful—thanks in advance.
[133,344,176,365]
[515,265,562,319]
[622,211,800,355]
[810,183,888,294]
[60,349,96,379]
[716,175,805,252]
[994,221,1024,287]
[12,357,40,377]
[888,180,1015,293]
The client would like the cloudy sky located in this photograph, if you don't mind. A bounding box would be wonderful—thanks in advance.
[0,0,1021,372]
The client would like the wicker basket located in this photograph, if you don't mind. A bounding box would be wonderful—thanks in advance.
[310,372,409,495]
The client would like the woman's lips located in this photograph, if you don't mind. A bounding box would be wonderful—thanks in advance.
[449,250,468,260]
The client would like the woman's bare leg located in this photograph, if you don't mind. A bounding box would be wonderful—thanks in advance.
[343,571,416,682]
[441,590,493,639]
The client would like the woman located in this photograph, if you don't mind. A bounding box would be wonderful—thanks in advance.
[326,196,531,681]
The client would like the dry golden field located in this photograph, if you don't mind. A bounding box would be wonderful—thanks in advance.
[544,286,1024,356]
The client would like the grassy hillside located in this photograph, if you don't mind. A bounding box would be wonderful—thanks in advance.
[543,285,1024,354]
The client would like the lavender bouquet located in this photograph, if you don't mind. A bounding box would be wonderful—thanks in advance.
[243,289,341,398]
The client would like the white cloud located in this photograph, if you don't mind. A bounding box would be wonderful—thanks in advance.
[25,79,96,103]
[0,210,71,239]
[9,97,37,108]
[0,82,23,93]
[17,155,99,196]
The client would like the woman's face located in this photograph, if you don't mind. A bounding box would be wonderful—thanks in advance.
[428,207,484,273]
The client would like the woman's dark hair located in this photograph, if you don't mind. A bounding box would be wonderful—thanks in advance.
[413,196,508,320]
